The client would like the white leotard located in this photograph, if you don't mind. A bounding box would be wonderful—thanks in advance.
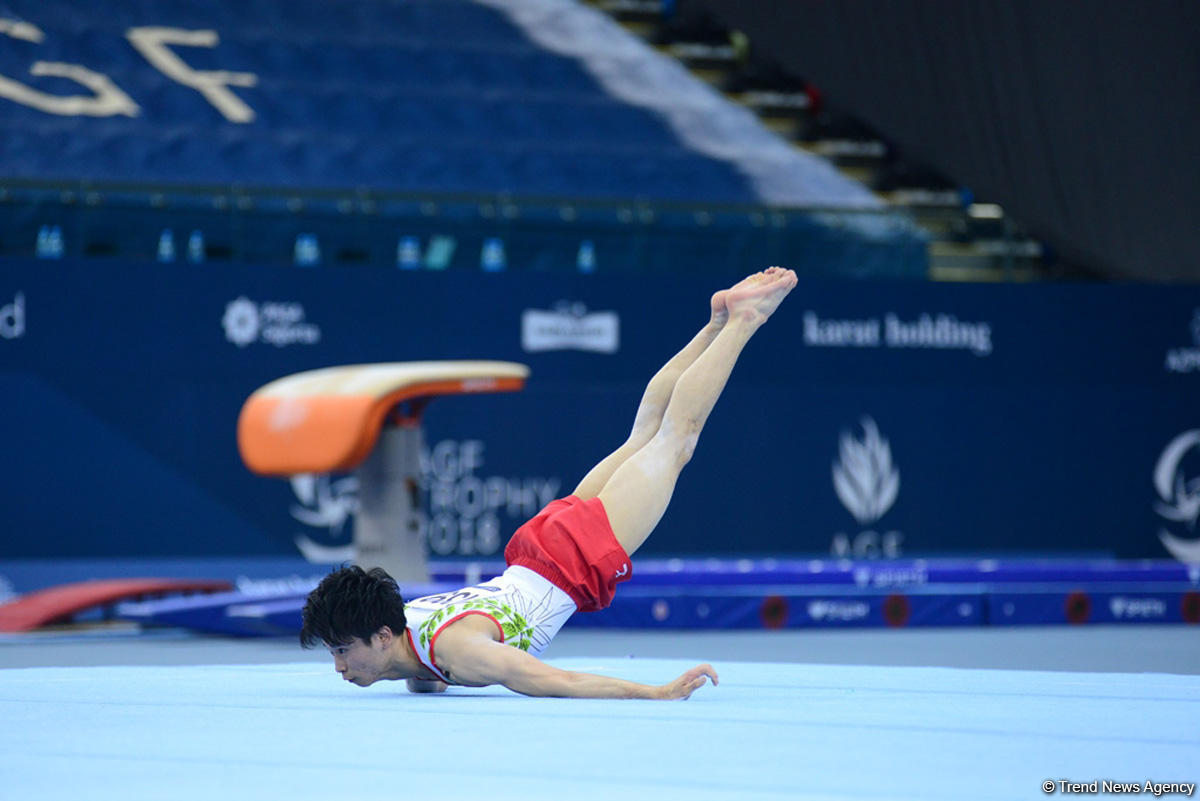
[403,565,576,685]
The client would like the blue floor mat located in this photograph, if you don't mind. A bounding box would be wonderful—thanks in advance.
[1,659,1195,800]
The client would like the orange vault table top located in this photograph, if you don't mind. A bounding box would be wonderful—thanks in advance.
[237,361,530,476]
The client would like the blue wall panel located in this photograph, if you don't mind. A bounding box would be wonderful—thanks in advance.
[1,261,1198,562]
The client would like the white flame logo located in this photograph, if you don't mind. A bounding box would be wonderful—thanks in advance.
[290,474,359,562]
[833,417,900,525]
[1154,429,1200,563]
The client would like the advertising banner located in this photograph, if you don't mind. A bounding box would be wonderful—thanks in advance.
[1,260,1197,562]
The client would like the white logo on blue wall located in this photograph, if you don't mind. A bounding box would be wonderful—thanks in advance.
[1164,309,1200,373]
[802,311,992,356]
[1109,596,1166,620]
[222,297,259,346]
[291,474,358,532]
[222,296,320,347]
[806,600,869,622]
[830,417,903,558]
[290,439,561,559]
[1154,429,1200,563]
[521,302,619,354]
[833,417,899,524]
[1,292,25,339]
[290,473,360,563]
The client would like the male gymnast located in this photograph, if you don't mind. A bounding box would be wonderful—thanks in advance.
[300,267,798,699]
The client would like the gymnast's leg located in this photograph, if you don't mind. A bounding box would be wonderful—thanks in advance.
[596,268,797,556]
[572,268,787,500]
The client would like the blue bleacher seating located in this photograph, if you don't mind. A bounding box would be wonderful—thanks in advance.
[0,0,875,207]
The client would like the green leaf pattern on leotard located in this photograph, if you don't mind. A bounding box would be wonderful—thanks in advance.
[413,598,535,652]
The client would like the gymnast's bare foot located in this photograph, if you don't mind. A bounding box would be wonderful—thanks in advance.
[726,268,797,326]
[710,268,785,326]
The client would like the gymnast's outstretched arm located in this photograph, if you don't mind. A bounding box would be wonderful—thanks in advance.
[437,634,718,700]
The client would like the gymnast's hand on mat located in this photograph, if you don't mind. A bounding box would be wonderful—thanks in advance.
[656,664,720,700]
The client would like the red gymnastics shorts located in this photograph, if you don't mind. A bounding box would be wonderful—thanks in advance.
[504,495,632,613]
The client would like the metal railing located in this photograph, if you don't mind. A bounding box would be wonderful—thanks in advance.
[0,177,1047,280]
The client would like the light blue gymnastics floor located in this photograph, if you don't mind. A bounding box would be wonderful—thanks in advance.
[0,658,1196,801]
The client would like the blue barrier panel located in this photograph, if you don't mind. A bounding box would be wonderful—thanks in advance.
[0,557,338,598]
[221,581,463,637]
[575,586,986,630]
[116,581,1200,636]
[117,589,305,636]
[6,557,1197,601]
[228,597,308,637]
[988,586,1200,626]
[117,581,459,637]
[624,558,1200,587]
[1,261,1198,564]
[99,560,1200,635]
[116,583,987,634]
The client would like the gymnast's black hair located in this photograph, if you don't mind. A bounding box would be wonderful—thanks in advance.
[299,565,407,649]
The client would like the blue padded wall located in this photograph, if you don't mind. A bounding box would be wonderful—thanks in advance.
[1,261,1197,563]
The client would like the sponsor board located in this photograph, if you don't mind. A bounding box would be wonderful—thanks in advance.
[521,302,619,353]
[852,564,929,588]
[806,599,870,622]
[1108,596,1167,620]
[992,589,1197,625]
[803,311,992,356]
[222,296,321,347]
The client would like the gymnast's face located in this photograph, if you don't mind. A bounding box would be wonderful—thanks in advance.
[327,631,388,687]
